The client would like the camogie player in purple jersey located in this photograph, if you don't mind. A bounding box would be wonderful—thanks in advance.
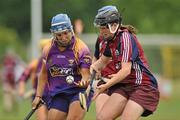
[91,6,160,120]
[32,14,92,120]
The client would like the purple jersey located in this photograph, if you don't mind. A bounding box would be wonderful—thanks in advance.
[45,37,91,96]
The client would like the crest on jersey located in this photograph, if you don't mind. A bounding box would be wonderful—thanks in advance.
[115,49,120,56]
[115,62,121,70]
[83,55,91,64]
[68,59,75,66]
[49,64,74,77]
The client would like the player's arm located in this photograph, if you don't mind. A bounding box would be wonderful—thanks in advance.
[18,65,32,96]
[97,32,133,90]
[91,54,111,74]
[76,41,92,88]
[32,61,47,109]
[93,38,100,63]
[91,40,111,73]
[105,62,132,88]
[76,68,91,87]
[32,44,50,109]
[35,61,47,97]
[92,62,132,100]
[92,56,98,64]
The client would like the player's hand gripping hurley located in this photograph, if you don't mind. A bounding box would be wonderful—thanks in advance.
[24,99,45,120]
[79,70,96,111]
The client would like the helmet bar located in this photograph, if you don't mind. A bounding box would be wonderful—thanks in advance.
[51,21,68,26]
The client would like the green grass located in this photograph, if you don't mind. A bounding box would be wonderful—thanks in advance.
[0,80,180,120]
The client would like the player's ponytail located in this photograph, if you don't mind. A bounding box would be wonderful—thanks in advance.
[120,24,137,34]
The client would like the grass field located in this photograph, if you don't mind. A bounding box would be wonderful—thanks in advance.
[0,80,180,120]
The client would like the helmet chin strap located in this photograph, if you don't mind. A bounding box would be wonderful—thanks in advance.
[54,36,71,48]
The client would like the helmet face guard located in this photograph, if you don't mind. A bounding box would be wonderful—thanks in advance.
[94,6,122,29]
[94,13,120,27]
[94,18,108,27]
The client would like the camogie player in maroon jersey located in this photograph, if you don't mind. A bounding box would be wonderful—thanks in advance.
[93,27,120,116]
[91,5,159,120]
[1,50,17,112]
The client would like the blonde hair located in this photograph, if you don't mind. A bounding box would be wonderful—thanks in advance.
[39,38,52,49]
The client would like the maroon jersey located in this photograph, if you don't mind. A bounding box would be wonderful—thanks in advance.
[104,29,158,88]
[94,37,119,78]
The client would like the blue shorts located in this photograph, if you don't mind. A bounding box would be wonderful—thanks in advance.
[48,93,80,113]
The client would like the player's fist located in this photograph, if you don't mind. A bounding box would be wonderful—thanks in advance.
[74,80,90,88]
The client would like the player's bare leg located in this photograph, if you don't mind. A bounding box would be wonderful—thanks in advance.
[67,101,86,120]
[121,100,144,120]
[95,93,109,114]
[48,108,67,120]
[96,93,127,120]
[35,105,48,120]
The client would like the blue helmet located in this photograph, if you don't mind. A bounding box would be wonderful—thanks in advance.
[94,5,122,27]
[50,14,73,33]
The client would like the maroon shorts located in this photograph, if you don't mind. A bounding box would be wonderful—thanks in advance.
[107,84,160,117]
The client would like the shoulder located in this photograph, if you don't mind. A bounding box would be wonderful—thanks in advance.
[119,29,133,41]
[120,29,130,35]
[42,40,54,57]
[43,40,53,53]
[119,29,137,38]
[73,37,91,60]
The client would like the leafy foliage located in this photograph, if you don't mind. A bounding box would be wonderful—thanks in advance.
[0,0,179,42]
[0,26,25,59]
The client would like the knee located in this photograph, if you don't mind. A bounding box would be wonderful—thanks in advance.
[121,114,133,120]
